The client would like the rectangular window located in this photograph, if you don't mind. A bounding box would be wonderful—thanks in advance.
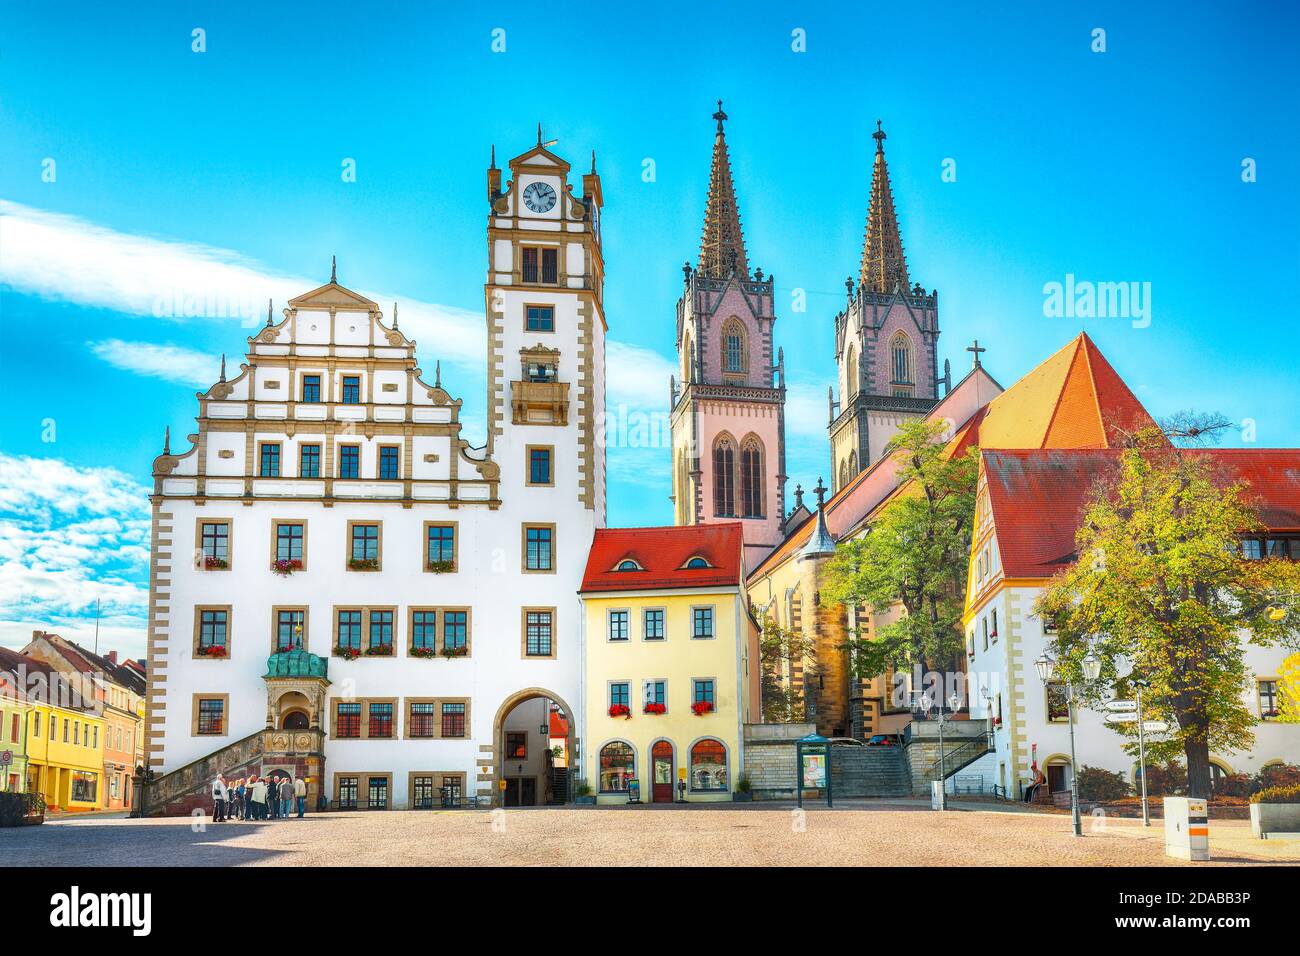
[335,703,361,738]
[197,698,225,735]
[368,702,394,739]
[350,523,379,561]
[301,374,321,403]
[1046,683,1070,723]
[609,682,630,709]
[275,522,304,562]
[644,608,665,641]
[505,731,527,759]
[521,247,558,284]
[441,702,466,738]
[259,443,281,477]
[299,444,321,478]
[409,702,436,738]
[1259,680,1279,719]
[367,776,389,809]
[276,609,305,651]
[525,610,553,657]
[541,247,558,284]
[338,445,360,479]
[982,617,989,651]
[1267,538,1291,559]
[692,679,716,706]
[341,375,361,404]
[92,726,98,749]
[369,610,394,652]
[337,775,358,809]
[199,521,229,562]
[412,774,435,809]
[524,525,554,571]
[526,305,555,332]
[692,607,715,639]
[71,771,97,804]
[74,721,80,745]
[198,609,228,652]
[63,718,68,743]
[336,609,362,652]
[378,445,400,480]
[443,610,468,652]
[1240,538,1263,560]
[426,524,455,569]
[528,447,553,485]
[521,247,538,283]
[32,713,40,738]
[643,680,666,707]
[608,610,629,642]
[527,360,557,382]
[411,611,437,651]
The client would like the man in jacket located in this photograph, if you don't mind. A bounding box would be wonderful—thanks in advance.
[250,776,267,820]
[294,776,307,818]
[211,774,227,823]
[279,777,293,818]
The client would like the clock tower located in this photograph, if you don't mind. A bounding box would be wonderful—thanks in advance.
[485,130,607,521]
[670,104,787,569]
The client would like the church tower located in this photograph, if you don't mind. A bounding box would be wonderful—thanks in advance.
[829,122,942,493]
[670,103,787,569]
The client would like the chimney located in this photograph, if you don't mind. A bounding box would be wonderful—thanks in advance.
[106,651,118,664]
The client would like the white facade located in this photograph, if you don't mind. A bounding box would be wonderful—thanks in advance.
[145,139,607,808]
[964,583,1299,799]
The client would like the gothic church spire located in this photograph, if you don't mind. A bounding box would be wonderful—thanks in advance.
[697,100,749,280]
[859,120,910,294]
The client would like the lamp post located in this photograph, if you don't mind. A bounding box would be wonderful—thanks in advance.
[1131,676,1151,827]
[928,692,963,810]
[1034,651,1101,837]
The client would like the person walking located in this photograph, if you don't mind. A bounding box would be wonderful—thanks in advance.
[279,777,293,819]
[294,775,307,818]
[251,775,268,820]
[232,778,245,819]
[211,774,227,823]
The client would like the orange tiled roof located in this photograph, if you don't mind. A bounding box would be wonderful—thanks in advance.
[582,523,744,592]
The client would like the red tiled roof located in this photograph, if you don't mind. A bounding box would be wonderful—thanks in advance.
[549,709,569,737]
[0,646,99,712]
[983,448,1300,579]
[581,523,744,592]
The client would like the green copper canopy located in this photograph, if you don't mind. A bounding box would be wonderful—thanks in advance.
[263,649,329,680]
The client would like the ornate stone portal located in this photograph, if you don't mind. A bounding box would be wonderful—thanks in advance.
[263,650,331,731]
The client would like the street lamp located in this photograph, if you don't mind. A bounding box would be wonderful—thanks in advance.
[1033,652,1086,837]
[932,691,962,810]
[1131,675,1151,827]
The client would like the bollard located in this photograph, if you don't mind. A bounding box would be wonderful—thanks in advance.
[1163,797,1210,861]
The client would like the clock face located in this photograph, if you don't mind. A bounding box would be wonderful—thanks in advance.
[522,181,557,214]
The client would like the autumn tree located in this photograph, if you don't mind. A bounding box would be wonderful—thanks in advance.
[821,418,979,679]
[1036,430,1300,799]
[758,617,816,723]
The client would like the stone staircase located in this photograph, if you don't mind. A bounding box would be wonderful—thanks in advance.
[830,742,912,798]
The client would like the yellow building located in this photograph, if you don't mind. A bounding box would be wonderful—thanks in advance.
[0,648,106,812]
[580,524,759,804]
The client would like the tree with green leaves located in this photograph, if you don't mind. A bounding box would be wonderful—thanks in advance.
[758,617,816,723]
[821,418,979,679]
[1036,430,1300,799]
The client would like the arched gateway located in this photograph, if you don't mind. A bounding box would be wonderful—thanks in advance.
[492,688,579,807]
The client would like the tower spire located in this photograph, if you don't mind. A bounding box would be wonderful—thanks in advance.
[697,100,749,279]
[859,120,910,294]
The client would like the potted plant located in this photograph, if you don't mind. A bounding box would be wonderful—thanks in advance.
[426,559,455,573]
[333,645,361,661]
[691,700,714,716]
[271,558,302,576]
[608,704,631,719]
[363,644,393,657]
[574,781,595,806]
[409,645,437,659]
[441,644,468,658]
[733,775,754,802]
[1249,785,1300,839]
[348,557,379,571]
[643,702,666,715]
[196,644,228,659]
[203,555,228,570]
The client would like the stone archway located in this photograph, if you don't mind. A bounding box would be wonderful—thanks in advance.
[492,687,579,807]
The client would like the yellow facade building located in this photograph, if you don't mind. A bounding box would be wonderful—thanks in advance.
[0,647,106,812]
[580,524,759,804]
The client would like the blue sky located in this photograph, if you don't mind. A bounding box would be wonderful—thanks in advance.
[1,1,1297,655]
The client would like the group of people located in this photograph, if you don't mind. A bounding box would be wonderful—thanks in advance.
[210,773,306,822]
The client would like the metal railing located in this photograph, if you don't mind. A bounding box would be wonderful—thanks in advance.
[921,731,995,783]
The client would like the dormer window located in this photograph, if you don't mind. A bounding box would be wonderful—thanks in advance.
[615,559,642,572]
[522,246,559,285]
[683,556,711,570]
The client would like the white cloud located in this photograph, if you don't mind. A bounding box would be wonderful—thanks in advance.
[606,340,676,411]
[87,339,219,387]
[0,454,150,657]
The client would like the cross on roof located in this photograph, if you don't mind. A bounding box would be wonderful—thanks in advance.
[872,119,886,152]
[813,477,827,509]
[713,99,727,133]
[967,339,986,368]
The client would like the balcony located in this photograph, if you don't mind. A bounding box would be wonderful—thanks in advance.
[511,379,570,426]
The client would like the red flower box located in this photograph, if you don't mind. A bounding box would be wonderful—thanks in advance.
[196,645,227,658]
[271,559,303,576]
[643,702,666,715]
[691,701,714,716]
[203,556,228,570]
[608,704,631,719]
[333,645,361,660]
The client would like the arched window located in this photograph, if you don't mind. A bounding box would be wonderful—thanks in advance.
[684,556,710,569]
[690,739,729,792]
[740,436,764,518]
[599,742,635,793]
[722,319,747,374]
[845,344,858,399]
[713,435,736,517]
[838,458,849,492]
[848,450,858,479]
[682,331,695,383]
[890,332,914,392]
[615,559,641,572]
[676,449,690,524]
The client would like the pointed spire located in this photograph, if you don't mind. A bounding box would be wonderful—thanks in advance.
[799,477,836,561]
[265,298,273,327]
[219,354,227,383]
[697,100,749,279]
[392,302,399,330]
[162,426,171,456]
[590,149,597,173]
[793,483,804,511]
[330,255,337,284]
[859,120,911,294]
[537,122,543,146]
[435,360,441,389]
[490,144,497,169]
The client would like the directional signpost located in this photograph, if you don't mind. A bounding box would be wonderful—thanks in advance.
[1142,721,1169,734]
[1103,712,1139,724]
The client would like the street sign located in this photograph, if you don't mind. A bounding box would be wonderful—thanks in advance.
[1105,700,1137,712]
[0,750,11,767]
[1142,721,1170,734]
[1104,713,1139,724]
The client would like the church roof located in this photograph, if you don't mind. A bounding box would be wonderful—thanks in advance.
[581,523,745,592]
[982,448,1300,579]
[859,121,910,294]
[697,101,749,279]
